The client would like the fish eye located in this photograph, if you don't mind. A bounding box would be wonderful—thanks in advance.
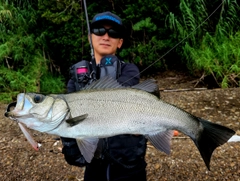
[33,95,44,103]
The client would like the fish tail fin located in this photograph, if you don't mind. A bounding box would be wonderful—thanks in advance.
[194,118,235,170]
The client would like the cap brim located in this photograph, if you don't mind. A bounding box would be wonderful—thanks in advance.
[91,20,124,31]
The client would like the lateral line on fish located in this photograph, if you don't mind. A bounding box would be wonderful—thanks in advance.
[5,76,235,170]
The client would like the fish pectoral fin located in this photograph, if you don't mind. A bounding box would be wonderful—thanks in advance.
[66,114,88,127]
[76,138,99,163]
[146,130,174,155]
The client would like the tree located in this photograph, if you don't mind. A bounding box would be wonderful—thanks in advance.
[0,1,64,102]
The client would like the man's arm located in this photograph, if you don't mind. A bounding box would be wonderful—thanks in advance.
[118,63,140,86]
[67,79,76,93]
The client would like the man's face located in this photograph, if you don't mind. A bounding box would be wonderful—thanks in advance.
[91,24,123,60]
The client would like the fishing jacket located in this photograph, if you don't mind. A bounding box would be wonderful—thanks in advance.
[61,55,147,179]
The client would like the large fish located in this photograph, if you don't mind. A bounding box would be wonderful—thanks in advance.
[5,77,235,170]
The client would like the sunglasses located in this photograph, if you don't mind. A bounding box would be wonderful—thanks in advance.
[91,27,121,38]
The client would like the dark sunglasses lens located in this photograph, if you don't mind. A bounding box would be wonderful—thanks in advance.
[92,28,106,36]
[108,29,121,38]
[91,27,121,38]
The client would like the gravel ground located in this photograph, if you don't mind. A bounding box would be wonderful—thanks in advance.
[0,71,239,181]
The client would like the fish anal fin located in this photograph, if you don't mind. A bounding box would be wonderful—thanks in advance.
[66,114,88,127]
[76,138,99,163]
[146,130,174,155]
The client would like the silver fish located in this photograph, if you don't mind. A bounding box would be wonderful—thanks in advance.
[5,77,235,170]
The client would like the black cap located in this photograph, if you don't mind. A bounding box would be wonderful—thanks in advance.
[90,11,124,31]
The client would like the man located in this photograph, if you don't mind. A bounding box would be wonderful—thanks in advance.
[61,11,147,181]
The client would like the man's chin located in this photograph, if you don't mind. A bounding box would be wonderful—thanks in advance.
[100,52,114,56]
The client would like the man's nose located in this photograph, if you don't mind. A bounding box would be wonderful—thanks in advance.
[102,32,110,39]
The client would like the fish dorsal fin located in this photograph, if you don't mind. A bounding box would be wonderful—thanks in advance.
[132,79,160,97]
[76,138,99,163]
[84,76,122,90]
[146,130,174,155]
[83,76,159,95]
[132,79,157,92]
[66,114,88,127]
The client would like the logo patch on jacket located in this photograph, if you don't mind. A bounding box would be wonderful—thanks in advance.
[105,57,112,65]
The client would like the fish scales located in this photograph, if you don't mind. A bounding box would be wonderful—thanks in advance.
[63,88,201,139]
[4,77,236,170]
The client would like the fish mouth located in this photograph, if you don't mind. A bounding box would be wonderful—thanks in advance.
[5,100,41,151]
[5,102,17,119]
[5,102,34,121]
[5,93,34,120]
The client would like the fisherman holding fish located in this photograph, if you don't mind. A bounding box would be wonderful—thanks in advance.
[5,10,236,181]
[61,12,148,181]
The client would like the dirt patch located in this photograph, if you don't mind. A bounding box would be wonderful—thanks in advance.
[0,71,240,181]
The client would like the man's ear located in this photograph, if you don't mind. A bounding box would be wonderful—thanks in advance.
[117,38,124,49]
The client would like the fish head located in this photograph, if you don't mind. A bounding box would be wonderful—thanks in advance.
[5,93,69,132]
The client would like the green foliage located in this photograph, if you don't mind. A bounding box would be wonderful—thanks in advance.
[184,31,240,88]
[133,17,157,31]
[119,0,172,70]
[0,1,65,102]
[37,0,90,78]
[168,0,240,87]
[0,67,35,102]
[166,0,209,58]
[216,0,239,37]
[1,0,240,103]
[40,73,66,94]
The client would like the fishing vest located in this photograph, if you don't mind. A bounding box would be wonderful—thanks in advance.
[70,55,122,91]
[69,55,146,168]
